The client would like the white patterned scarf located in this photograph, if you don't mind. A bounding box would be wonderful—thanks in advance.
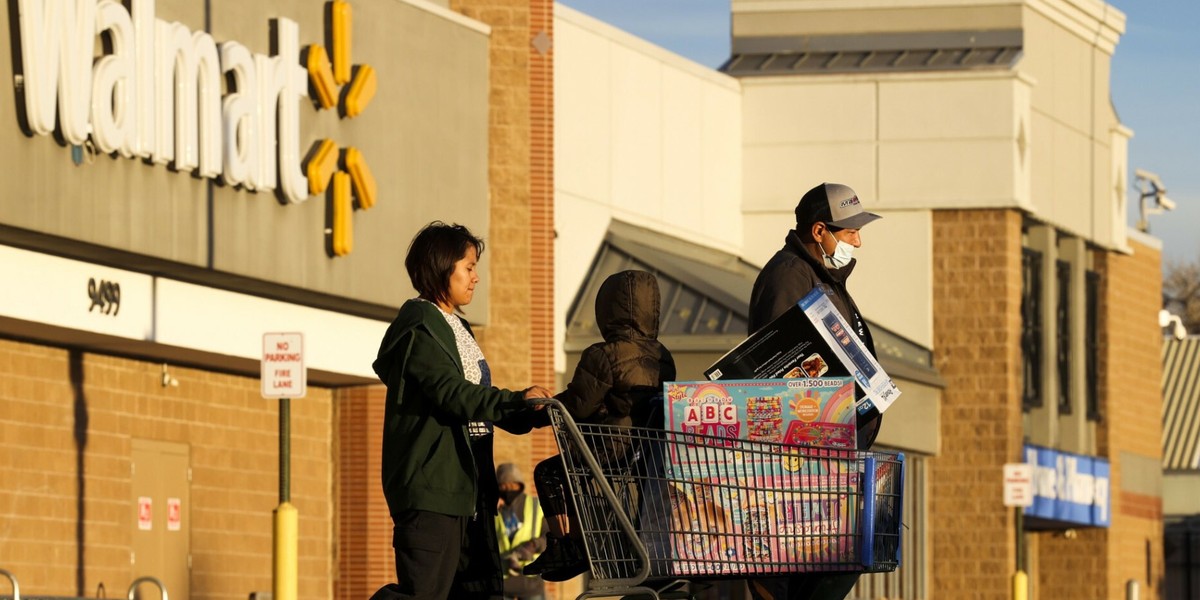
[423,299,494,437]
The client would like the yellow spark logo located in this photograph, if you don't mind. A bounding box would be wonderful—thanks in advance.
[304,0,378,257]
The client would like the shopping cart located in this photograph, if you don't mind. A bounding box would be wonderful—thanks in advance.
[534,399,904,600]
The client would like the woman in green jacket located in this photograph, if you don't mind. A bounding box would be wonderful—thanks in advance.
[372,221,551,599]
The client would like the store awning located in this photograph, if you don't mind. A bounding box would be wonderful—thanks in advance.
[1163,337,1200,470]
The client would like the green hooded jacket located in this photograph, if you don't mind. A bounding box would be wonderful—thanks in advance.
[373,299,528,517]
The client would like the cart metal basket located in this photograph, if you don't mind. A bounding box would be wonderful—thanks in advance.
[536,399,904,600]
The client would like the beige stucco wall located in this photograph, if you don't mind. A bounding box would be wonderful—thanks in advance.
[741,71,1028,349]
[554,3,743,373]
[1020,2,1129,250]
[732,0,1024,37]
[737,0,1131,350]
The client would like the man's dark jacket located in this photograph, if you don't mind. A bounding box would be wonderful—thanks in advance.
[748,229,882,448]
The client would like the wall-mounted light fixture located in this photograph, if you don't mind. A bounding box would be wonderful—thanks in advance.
[161,364,179,388]
[1158,309,1187,341]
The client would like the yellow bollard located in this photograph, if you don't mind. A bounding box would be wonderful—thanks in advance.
[274,502,298,600]
[1012,569,1028,600]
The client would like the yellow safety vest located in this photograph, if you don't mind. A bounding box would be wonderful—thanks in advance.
[496,496,544,567]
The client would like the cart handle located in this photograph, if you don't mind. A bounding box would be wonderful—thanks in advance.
[528,398,651,587]
[0,568,18,600]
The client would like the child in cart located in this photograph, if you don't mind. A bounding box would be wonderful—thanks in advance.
[522,269,676,582]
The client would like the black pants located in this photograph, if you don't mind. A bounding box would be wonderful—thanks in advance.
[389,509,466,600]
[533,456,569,517]
[747,572,861,600]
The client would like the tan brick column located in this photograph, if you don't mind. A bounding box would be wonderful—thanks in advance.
[930,209,1025,598]
[1097,239,1165,600]
[338,0,560,596]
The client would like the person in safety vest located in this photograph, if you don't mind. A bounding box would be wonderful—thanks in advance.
[495,463,548,600]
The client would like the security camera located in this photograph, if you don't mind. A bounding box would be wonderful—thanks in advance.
[1135,169,1176,232]
[1134,168,1162,188]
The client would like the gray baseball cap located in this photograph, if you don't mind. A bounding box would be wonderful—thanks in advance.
[795,183,882,229]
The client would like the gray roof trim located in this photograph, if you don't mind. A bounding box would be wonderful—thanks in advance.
[1163,337,1200,470]
[723,29,1022,77]
[732,30,1023,56]
[604,223,761,313]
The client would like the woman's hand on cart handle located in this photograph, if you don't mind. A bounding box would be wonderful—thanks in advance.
[522,385,554,402]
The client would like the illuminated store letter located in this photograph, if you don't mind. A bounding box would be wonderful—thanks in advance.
[18,0,97,143]
[153,21,220,174]
[92,0,136,156]
[220,41,259,188]
[132,0,156,158]
[276,18,308,203]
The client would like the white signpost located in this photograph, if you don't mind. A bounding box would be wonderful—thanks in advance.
[262,332,303,600]
[262,332,306,399]
[1003,462,1034,508]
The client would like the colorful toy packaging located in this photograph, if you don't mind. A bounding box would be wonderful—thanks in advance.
[665,378,857,478]
[653,379,862,574]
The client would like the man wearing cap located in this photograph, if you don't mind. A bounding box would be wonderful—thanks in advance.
[746,182,883,600]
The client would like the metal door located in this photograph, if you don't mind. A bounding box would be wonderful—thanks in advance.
[131,439,190,600]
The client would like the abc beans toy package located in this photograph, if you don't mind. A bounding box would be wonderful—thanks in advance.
[649,379,861,575]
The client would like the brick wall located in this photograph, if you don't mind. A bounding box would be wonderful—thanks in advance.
[1097,238,1165,599]
[449,0,557,497]
[1030,527,1108,598]
[930,209,1025,598]
[0,339,334,598]
[336,0,560,596]
[335,386,391,599]
[527,0,557,465]
[928,222,1165,600]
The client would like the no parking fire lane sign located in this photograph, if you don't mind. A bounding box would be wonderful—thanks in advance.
[262,332,306,399]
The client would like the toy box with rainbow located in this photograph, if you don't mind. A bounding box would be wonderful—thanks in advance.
[664,378,857,478]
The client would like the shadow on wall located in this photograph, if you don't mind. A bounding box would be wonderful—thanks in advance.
[70,350,87,596]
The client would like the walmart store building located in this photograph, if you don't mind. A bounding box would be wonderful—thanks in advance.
[553,0,1163,599]
[0,0,1169,599]
[0,0,559,598]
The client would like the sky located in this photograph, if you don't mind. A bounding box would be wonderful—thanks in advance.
[558,0,1200,267]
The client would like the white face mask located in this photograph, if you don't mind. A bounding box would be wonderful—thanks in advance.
[821,237,855,269]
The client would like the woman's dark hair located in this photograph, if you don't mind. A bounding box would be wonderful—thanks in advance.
[405,221,485,307]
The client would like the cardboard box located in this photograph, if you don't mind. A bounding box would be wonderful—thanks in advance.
[704,285,902,415]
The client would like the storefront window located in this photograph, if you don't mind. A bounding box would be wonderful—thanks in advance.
[1021,248,1044,411]
[1085,270,1101,421]
[1056,259,1072,415]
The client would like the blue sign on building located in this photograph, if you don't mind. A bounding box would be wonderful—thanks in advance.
[1023,444,1111,528]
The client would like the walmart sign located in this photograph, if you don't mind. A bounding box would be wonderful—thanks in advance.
[1023,444,1110,528]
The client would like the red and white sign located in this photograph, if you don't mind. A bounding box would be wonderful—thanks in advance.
[262,332,306,398]
[137,496,153,531]
[167,498,182,531]
[1003,463,1034,507]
